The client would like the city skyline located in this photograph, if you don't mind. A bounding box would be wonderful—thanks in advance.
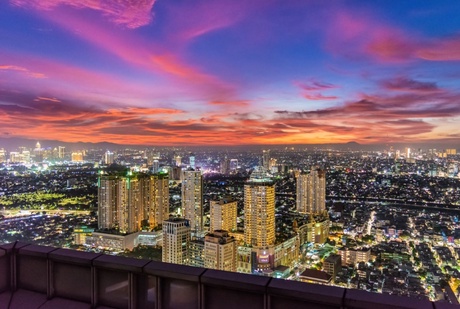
[2,1,460,146]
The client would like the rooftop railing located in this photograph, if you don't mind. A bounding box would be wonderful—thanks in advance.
[0,242,457,309]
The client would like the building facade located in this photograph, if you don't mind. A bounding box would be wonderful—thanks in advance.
[181,168,203,233]
[296,167,326,215]
[244,167,275,248]
[210,198,237,232]
[162,218,191,265]
[204,230,237,272]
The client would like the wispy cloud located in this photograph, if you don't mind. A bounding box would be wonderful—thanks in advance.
[10,0,156,28]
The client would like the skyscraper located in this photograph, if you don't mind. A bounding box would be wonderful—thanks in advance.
[296,167,326,215]
[162,218,191,265]
[244,167,275,247]
[98,171,169,233]
[104,151,114,165]
[210,198,237,232]
[58,146,65,159]
[181,168,203,233]
[189,153,196,169]
[262,149,270,170]
[145,172,170,229]
[98,171,143,234]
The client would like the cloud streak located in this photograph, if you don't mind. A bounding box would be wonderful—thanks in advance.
[10,0,156,28]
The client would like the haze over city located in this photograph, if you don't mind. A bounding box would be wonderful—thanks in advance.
[1,1,460,146]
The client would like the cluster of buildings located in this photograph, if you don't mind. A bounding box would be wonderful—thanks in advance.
[89,158,330,276]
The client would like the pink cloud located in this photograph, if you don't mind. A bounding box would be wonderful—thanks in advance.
[381,77,440,93]
[304,94,338,101]
[10,0,156,28]
[416,37,460,61]
[295,79,338,91]
[0,65,46,78]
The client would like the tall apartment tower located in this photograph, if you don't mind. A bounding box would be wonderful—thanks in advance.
[104,151,114,165]
[210,197,237,232]
[98,172,169,233]
[262,150,270,170]
[244,167,275,247]
[162,218,191,265]
[296,166,326,215]
[145,172,170,229]
[204,230,237,272]
[98,172,143,234]
[181,168,203,233]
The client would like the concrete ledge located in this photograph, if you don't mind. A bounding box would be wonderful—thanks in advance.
[344,289,434,309]
[50,248,102,266]
[93,254,150,273]
[201,269,271,293]
[144,260,206,282]
[18,244,58,257]
[8,289,47,309]
[268,278,345,307]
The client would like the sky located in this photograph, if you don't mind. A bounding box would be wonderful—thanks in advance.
[1,0,460,147]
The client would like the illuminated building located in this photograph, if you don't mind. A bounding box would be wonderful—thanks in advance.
[297,219,330,244]
[145,172,170,229]
[175,155,181,167]
[188,237,205,268]
[244,167,275,248]
[104,151,114,164]
[71,152,84,162]
[98,171,169,233]
[296,167,326,215]
[229,159,238,171]
[181,168,203,233]
[220,156,230,174]
[58,146,65,159]
[204,230,237,272]
[338,248,371,266]
[0,148,6,163]
[97,172,143,234]
[189,153,195,169]
[210,197,237,232]
[162,218,191,265]
[262,149,270,170]
[237,246,252,273]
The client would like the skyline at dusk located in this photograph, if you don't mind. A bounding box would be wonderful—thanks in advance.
[2,1,460,146]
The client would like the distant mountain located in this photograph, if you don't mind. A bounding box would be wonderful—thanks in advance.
[0,137,458,152]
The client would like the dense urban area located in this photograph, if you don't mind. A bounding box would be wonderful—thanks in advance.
[1,143,460,304]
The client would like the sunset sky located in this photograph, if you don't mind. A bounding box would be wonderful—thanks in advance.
[1,1,460,146]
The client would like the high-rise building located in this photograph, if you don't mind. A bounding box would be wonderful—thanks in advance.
[220,156,230,174]
[262,150,270,170]
[229,159,238,171]
[98,171,169,233]
[244,167,275,247]
[296,167,326,215]
[0,148,6,163]
[204,230,237,272]
[98,172,144,234]
[162,218,191,265]
[189,153,195,169]
[210,198,237,232]
[58,146,65,159]
[175,155,182,167]
[104,151,114,165]
[145,172,170,229]
[181,168,203,233]
[152,159,160,173]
